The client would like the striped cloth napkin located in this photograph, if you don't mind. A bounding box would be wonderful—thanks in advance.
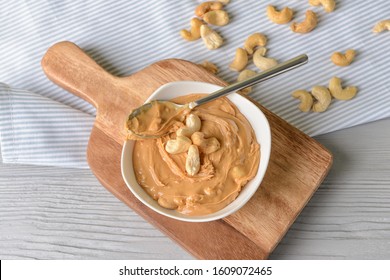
[0,0,389,168]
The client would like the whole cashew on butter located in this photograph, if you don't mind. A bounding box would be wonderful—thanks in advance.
[292,90,314,112]
[165,136,192,154]
[186,145,201,176]
[200,25,224,50]
[329,77,358,100]
[309,0,336,13]
[331,49,356,67]
[229,48,248,72]
[267,5,294,24]
[177,114,202,137]
[291,10,318,33]
[191,132,220,154]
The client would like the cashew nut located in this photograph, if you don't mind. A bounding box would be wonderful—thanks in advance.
[176,114,201,137]
[229,48,248,72]
[253,47,278,71]
[244,33,267,55]
[373,20,390,33]
[292,90,314,112]
[331,49,356,67]
[200,25,223,50]
[311,86,332,112]
[329,77,358,100]
[216,0,229,4]
[199,61,218,74]
[203,10,229,26]
[191,132,220,154]
[309,0,335,13]
[195,1,223,18]
[237,69,257,94]
[165,135,192,154]
[180,18,204,41]
[267,5,294,24]
[186,145,200,176]
[290,10,318,33]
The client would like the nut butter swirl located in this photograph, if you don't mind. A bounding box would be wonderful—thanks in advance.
[132,94,260,216]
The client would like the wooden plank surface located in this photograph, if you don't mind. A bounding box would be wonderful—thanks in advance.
[37,41,332,259]
[1,117,390,259]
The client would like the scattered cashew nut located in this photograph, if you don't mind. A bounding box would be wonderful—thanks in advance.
[180,18,204,41]
[329,77,358,100]
[165,135,192,154]
[237,69,257,94]
[331,49,356,67]
[290,10,318,33]
[292,90,314,112]
[200,25,223,50]
[372,20,390,33]
[203,10,229,26]
[244,33,267,55]
[229,48,248,72]
[253,47,278,71]
[309,0,335,13]
[195,1,223,18]
[267,5,294,24]
[311,86,332,112]
[191,132,221,154]
[177,114,201,137]
[199,61,218,74]
[186,145,200,176]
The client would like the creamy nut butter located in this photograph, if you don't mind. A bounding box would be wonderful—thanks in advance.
[127,101,190,138]
[131,94,260,216]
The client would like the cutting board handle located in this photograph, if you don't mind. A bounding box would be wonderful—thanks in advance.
[41,41,119,109]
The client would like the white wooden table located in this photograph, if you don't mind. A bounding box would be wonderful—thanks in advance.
[1,117,390,260]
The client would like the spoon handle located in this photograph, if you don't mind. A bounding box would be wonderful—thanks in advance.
[190,54,308,109]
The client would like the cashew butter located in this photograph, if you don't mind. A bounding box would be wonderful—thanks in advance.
[127,101,190,138]
[131,94,260,216]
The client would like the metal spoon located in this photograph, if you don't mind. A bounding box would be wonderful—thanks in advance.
[127,54,308,138]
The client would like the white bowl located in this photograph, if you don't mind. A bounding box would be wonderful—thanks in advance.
[121,81,271,222]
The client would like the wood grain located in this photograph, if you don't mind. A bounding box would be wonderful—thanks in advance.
[39,41,332,259]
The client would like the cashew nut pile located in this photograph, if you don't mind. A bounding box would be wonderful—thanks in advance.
[228,32,277,93]
[164,114,220,176]
[331,49,356,67]
[292,77,358,112]
[181,1,231,50]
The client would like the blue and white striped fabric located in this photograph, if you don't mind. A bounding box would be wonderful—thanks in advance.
[0,0,389,168]
[0,83,94,168]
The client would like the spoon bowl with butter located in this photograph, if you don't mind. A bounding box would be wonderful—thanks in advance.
[126,54,308,139]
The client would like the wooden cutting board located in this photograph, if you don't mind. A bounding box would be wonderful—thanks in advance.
[41,41,332,259]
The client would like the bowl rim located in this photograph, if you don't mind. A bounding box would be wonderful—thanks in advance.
[121,81,271,222]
